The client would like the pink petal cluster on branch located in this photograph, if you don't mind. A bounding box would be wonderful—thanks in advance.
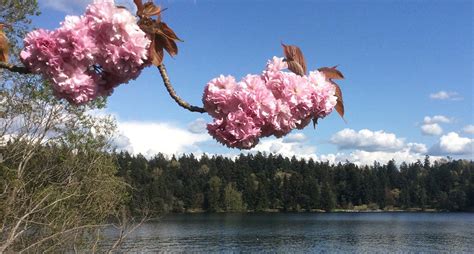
[20,0,151,104]
[6,0,346,150]
[203,57,338,149]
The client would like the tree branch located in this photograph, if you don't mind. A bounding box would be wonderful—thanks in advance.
[18,224,109,253]
[0,61,207,113]
[157,64,206,113]
[0,62,30,74]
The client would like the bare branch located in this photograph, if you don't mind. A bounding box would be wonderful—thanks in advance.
[157,64,206,113]
[18,224,109,253]
[0,62,31,74]
[107,216,148,253]
[107,208,150,253]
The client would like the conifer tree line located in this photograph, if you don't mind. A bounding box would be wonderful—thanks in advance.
[116,152,474,214]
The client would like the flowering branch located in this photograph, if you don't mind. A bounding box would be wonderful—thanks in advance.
[0,61,207,113]
[0,0,347,150]
[157,64,206,113]
[0,1,207,113]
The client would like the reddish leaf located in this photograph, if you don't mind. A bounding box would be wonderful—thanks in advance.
[319,66,346,121]
[155,33,178,57]
[333,82,345,120]
[318,66,344,80]
[149,38,164,66]
[0,24,9,63]
[134,2,181,66]
[158,22,183,42]
[138,19,154,34]
[282,44,307,76]
[142,2,162,18]
[286,61,305,77]
[134,0,144,14]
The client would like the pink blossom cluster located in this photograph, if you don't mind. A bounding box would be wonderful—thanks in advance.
[20,0,150,104]
[203,57,338,149]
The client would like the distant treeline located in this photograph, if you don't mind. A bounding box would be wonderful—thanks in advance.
[115,152,474,214]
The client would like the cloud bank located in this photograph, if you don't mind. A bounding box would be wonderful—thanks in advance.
[330,129,404,152]
[429,132,473,156]
[247,129,431,166]
[114,120,210,158]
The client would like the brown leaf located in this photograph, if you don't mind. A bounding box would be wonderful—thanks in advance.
[138,19,154,34]
[318,66,344,80]
[149,21,181,62]
[333,82,345,120]
[142,2,162,18]
[155,33,178,57]
[286,61,305,77]
[282,43,307,76]
[149,38,164,66]
[133,0,144,14]
[319,66,346,121]
[135,2,181,65]
[158,22,183,42]
[0,24,9,63]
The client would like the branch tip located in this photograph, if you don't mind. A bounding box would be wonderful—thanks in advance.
[0,62,31,74]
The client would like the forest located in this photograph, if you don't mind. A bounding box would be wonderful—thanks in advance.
[117,152,474,215]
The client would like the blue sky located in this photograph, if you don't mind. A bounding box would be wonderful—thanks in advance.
[34,0,473,164]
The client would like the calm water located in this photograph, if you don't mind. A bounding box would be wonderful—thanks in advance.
[104,213,474,253]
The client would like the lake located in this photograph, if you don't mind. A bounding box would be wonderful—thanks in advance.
[103,212,474,253]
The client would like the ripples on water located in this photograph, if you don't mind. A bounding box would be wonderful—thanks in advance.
[102,213,474,253]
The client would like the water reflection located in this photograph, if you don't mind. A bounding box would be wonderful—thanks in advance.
[102,213,474,253]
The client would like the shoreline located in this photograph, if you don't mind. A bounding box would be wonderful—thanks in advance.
[143,209,472,222]
[177,208,465,214]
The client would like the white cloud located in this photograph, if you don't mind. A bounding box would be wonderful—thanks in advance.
[429,91,463,101]
[250,133,432,166]
[113,133,133,152]
[282,133,307,143]
[41,0,136,14]
[345,150,425,166]
[463,125,474,135]
[423,115,452,124]
[421,123,443,136]
[317,148,432,166]
[86,110,210,157]
[407,142,428,154]
[115,121,210,158]
[420,115,452,136]
[318,141,430,166]
[187,118,208,134]
[330,128,404,152]
[429,132,474,156]
[88,110,440,165]
[250,138,317,160]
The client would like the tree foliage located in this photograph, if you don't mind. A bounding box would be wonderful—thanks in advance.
[117,152,474,215]
[0,2,130,252]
